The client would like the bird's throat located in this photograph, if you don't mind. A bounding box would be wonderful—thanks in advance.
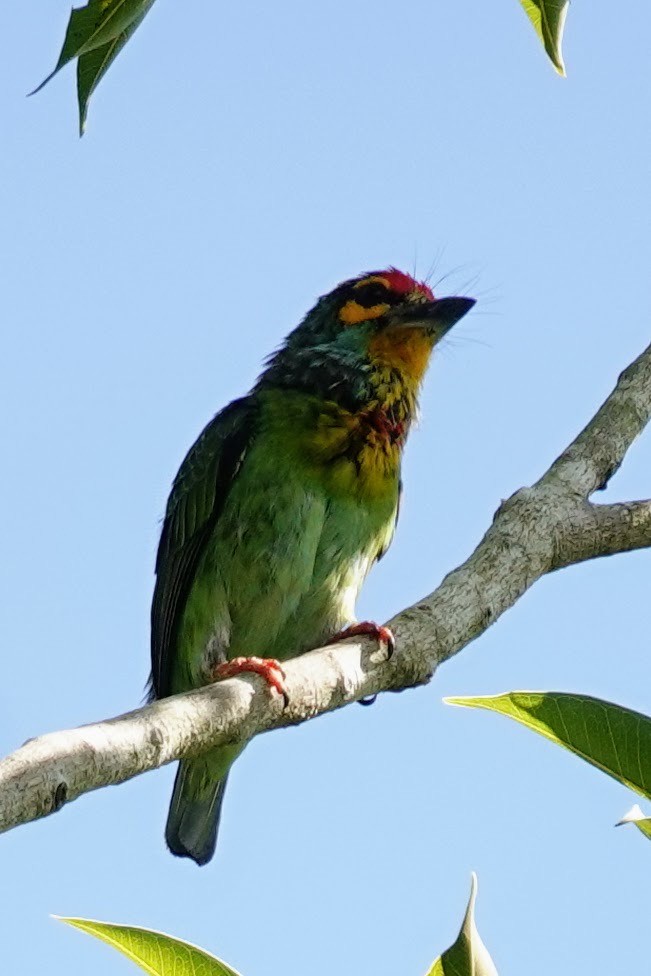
[368,326,435,386]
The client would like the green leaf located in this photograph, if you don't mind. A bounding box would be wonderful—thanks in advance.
[57,917,244,976]
[446,692,651,799]
[519,0,569,75]
[425,874,498,976]
[76,1,154,134]
[31,0,156,103]
[617,804,651,841]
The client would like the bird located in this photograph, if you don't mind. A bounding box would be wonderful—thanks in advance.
[149,267,474,865]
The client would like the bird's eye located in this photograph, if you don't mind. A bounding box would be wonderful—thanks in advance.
[352,281,396,308]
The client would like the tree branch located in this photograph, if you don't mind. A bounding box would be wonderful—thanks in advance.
[553,499,651,567]
[543,342,651,495]
[1,343,650,835]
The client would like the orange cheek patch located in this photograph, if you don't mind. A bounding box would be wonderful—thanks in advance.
[339,299,390,325]
[369,327,434,382]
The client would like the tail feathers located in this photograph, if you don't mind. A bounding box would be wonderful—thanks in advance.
[165,759,229,866]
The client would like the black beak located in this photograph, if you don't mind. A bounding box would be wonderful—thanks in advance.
[392,296,476,337]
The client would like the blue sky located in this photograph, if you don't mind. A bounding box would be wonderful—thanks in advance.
[2,2,651,973]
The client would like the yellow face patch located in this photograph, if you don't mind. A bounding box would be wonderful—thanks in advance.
[368,326,434,384]
[339,299,390,325]
[339,275,393,325]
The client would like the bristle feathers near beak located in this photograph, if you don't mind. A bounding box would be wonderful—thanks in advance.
[391,296,475,336]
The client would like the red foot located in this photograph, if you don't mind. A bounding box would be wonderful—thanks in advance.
[331,621,396,658]
[213,656,289,707]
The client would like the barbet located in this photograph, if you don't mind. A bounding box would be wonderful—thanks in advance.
[150,268,474,865]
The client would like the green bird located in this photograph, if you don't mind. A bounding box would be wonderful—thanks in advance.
[150,268,474,865]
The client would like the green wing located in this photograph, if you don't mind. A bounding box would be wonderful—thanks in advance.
[376,477,401,562]
[150,396,258,700]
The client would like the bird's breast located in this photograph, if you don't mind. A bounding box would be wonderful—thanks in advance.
[305,403,405,500]
[260,389,405,502]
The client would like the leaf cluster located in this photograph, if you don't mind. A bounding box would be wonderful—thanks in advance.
[63,691,651,974]
[35,0,568,133]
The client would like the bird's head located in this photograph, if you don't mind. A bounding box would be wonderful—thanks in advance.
[262,268,475,415]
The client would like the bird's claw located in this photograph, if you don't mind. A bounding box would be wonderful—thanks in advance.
[330,621,394,710]
[358,694,378,707]
[332,621,396,660]
[213,656,289,708]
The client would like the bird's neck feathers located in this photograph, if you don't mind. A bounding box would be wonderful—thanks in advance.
[255,305,437,499]
[259,331,430,429]
[257,326,435,498]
